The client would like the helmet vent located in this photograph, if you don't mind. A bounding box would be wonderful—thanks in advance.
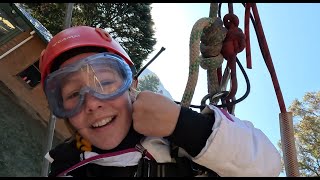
[95,28,112,42]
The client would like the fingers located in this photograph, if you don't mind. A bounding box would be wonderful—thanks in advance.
[132,91,181,137]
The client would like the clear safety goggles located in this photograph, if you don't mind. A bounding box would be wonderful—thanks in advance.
[44,53,133,118]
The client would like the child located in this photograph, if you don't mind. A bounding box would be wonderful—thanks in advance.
[40,26,281,177]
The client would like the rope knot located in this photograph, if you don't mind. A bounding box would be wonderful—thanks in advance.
[223,13,239,29]
[200,54,224,70]
[200,17,227,58]
[221,13,246,61]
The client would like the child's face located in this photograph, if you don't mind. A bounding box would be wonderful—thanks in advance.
[60,53,133,150]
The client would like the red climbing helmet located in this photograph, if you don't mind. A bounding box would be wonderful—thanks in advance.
[39,26,134,88]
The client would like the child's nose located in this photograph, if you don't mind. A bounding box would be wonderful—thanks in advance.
[83,93,103,113]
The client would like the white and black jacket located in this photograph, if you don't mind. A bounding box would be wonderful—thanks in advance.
[45,104,281,177]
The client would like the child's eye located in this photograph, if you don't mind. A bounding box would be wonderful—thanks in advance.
[66,91,80,100]
[100,81,114,86]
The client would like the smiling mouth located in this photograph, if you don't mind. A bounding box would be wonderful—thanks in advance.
[91,116,116,128]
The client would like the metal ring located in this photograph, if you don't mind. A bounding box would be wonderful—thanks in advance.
[200,91,229,107]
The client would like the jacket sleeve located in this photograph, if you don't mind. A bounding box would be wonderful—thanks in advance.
[192,105,282,177]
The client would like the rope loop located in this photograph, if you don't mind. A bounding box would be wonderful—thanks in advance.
[200,54,224,70]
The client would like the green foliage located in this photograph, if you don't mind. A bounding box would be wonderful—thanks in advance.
[20,3,156,71]
[138,74,160,93]
[20,3,65,35]
[278,91,320,177]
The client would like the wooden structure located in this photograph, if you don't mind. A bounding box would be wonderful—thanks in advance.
[0,3,70,139]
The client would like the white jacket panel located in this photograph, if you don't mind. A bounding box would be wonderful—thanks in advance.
[192,105,281,177]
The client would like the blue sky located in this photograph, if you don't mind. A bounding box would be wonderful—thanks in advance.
[147,3,320,176]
